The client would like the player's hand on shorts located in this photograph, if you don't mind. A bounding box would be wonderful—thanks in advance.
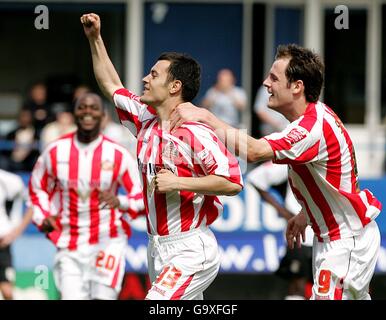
[286,211,307,249]
[99,190,120,209]
[41,216,60,234]
[169,102,205,132]
[80,13,101,39]
[154,169,178,193]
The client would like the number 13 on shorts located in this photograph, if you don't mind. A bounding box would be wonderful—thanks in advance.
[155,265,182,289]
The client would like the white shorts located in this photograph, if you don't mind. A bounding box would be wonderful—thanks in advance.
[311,220,380,300]
[54,239,126,300]
[146,227,220,300]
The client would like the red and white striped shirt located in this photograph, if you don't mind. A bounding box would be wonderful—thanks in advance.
[113,88,243,236]
[29,132,145,250]
[265,101,382,242]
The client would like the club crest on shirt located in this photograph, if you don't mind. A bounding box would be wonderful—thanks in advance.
[197,148,215,167]
[162,141,179,161]
[101,160,114,171]
[284,127,308,145]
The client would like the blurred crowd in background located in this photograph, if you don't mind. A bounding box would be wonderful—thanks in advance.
[0,81,137,172]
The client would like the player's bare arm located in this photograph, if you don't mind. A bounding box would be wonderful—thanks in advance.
[255,188,295,221]
[286,212,307,249]
[155,169,242,196]
[81,13,123,100]
[170,102,274,163]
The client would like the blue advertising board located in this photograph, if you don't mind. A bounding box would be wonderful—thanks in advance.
[123,179,386,273]
[15,174,386,274]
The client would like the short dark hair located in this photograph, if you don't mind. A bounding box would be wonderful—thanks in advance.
[74,92,105,111]
[157,52,201,102]
[275,44,324,102]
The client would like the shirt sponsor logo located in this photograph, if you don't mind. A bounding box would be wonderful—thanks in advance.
[138,161,175,176]
[284,128,308,145]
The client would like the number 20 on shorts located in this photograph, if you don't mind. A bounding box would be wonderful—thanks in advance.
[95,250,116,270]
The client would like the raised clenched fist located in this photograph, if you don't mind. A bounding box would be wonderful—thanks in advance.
[80,13,101,40]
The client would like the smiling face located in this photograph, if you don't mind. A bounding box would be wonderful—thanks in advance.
[74,94,104,135]
[263,58,296,111]
[140,60,173,107]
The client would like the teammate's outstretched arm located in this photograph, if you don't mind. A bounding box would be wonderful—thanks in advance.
[155,169,242,196]
[81,13,123,101]
[170,103,274,163]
